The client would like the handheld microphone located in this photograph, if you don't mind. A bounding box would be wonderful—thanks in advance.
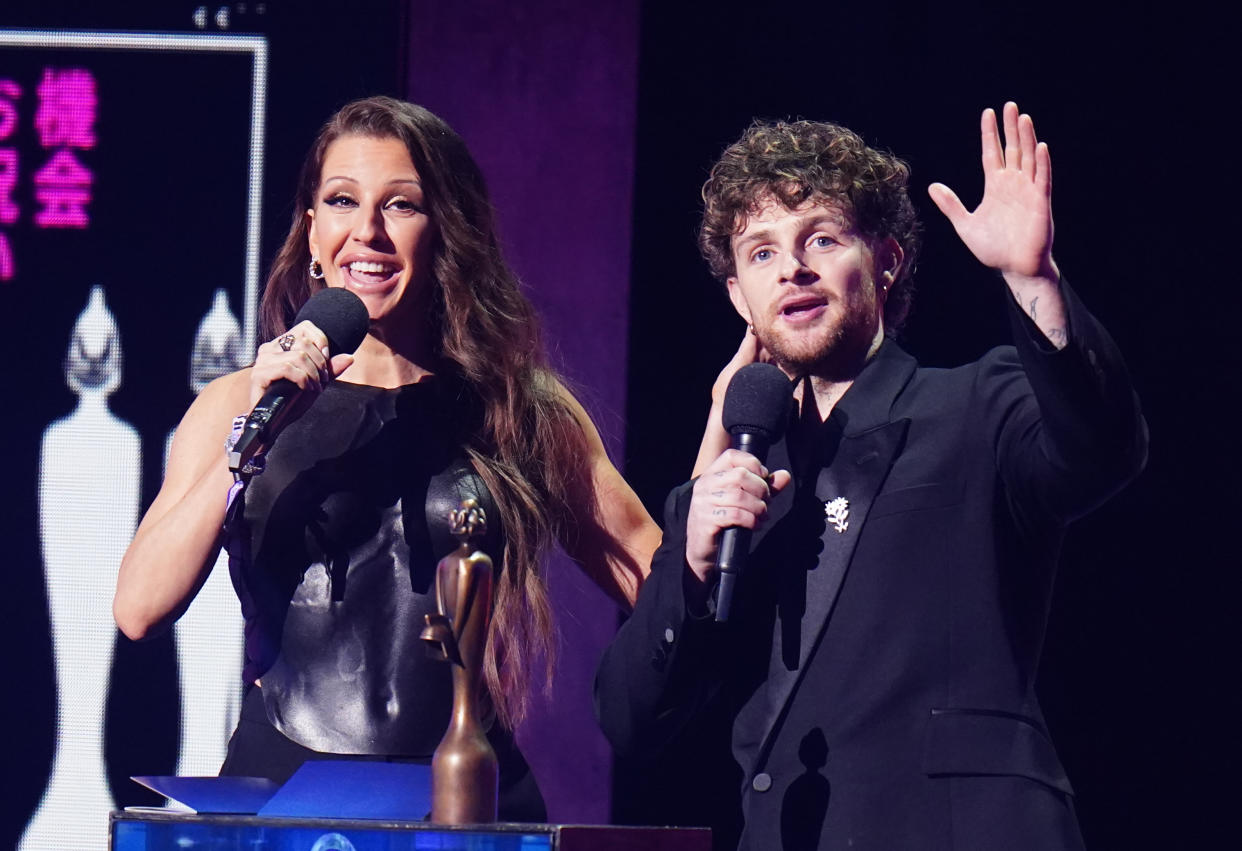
[714,362,792,622]
[228,287,370,473]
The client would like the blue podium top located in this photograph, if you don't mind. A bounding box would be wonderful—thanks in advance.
[110,810,710,851]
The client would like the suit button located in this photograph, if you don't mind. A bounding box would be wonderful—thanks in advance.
[663,627,675,644]
[751,773,772,792]
[650,639,671,672]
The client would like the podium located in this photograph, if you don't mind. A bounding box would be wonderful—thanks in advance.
[110,810,711,850]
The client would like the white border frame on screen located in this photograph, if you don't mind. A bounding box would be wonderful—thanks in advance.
[0,30,267,346]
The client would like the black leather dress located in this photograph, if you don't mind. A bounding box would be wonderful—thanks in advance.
[220,379,543,819]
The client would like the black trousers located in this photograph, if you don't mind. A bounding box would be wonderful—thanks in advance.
[219,684,547,822]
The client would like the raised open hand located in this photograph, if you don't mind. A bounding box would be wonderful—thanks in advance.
[928,102,1056,282]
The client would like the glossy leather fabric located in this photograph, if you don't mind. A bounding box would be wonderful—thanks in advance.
[227,378,500,756]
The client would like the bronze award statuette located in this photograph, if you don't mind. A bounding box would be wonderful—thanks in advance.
[420,498,499,824]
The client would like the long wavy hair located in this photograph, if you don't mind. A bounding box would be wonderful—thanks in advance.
[262,96,590,729]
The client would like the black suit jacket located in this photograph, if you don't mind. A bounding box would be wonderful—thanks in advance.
[596,281,1147,851]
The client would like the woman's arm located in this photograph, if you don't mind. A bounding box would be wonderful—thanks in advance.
[692,327,764,478]
[554,385,662,610]
[114,318,348,640]
[113,370,251,640]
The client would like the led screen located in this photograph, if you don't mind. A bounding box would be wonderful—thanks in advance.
[2,30,266,849]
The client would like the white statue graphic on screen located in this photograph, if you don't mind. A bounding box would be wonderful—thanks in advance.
[172,288,246,776]
[23,285,141,850]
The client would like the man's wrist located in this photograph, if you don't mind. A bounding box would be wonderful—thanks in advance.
[1003,261,1069,351]
[683,560,718,618]
[1000,257,1060,294]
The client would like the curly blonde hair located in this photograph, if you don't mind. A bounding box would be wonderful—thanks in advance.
[700,119,922,335]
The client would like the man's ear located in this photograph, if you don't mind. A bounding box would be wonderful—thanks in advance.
[726,277,753,324]
[878,237,904,288]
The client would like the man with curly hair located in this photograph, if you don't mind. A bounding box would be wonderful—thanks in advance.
[597,104,1147,850]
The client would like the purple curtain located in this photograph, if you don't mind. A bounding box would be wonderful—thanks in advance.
[405,0,641,823]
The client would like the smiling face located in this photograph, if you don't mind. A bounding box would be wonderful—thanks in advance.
[307,134,438,330]
[727,196,900,380]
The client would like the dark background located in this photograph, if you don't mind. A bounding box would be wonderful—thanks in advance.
[621,3,1236,850]
[2,1,1236,849]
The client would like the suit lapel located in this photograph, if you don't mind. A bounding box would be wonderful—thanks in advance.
[750,342,917,768]
[798,419,909,667]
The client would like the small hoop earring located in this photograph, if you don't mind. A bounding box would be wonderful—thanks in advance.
[309,258,325,280]
[747,323,755,334]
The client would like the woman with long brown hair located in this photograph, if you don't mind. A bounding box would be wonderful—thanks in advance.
[114,96,659,819]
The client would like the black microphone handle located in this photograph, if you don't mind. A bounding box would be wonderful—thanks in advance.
[227,378,299,473]
[714,430,770,623]
[714,528,750,623]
